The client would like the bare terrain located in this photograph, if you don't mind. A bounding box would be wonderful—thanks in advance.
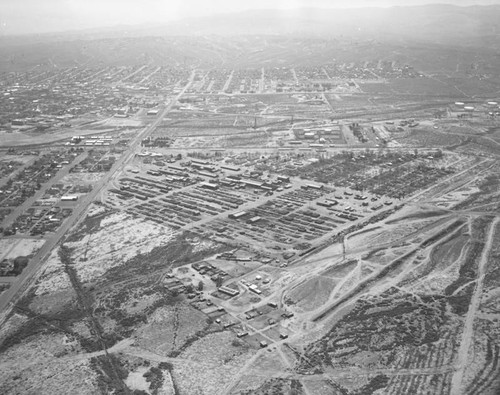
[1,5,500,395]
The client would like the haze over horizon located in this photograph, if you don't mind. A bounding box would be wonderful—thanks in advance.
[2,0,500,36]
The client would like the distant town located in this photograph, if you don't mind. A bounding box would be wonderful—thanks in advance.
[1,23,500,395]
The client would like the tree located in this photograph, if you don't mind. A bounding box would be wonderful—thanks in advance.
[197,281,204,292]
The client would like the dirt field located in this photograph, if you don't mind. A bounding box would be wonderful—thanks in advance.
[173,331,256,395]
[289,276,338,312]
[0,333,97,395]
[65,212,177,283]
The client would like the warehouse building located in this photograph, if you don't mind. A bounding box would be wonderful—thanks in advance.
[229,211,248,219]
[219,286,240,297]
[200,182,219,190]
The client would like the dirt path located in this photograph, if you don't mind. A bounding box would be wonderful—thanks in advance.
[221,346,265,395]
[449,216,499,394]
[408,157,493,203]
[61,338,136,362]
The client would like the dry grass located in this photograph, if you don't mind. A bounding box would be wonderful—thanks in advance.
[173,331,256,395]
[64,212,176,283]
[0,333,96,395]
[136,304,209,357]
[288,276,337,312]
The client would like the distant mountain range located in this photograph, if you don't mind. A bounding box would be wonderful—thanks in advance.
[1,4,500,71]
[3,5,500,48]
[161,5,500,45]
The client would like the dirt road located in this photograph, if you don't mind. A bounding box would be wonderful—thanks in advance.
[449,216,499,394]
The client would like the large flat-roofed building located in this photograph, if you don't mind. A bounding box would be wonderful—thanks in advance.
[200,182,219,190]
[247,216,261,224]
[229,211,248,219]
[219,286,239,297]
[240,179,263,188]
[61,195,78,201]
[221,165,240,172]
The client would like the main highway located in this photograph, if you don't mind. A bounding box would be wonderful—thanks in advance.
[0,71,195,324]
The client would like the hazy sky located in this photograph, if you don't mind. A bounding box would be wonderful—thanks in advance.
[1,0,500,35]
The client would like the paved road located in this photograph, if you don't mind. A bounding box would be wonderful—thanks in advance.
[1,151,88,229]
[0,71,195,323]
[0,157,37,188]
